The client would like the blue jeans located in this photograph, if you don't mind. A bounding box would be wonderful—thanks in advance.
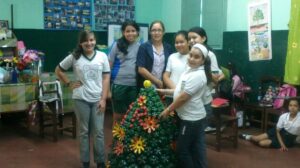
[176,118,207,168]
[74,99,105,163]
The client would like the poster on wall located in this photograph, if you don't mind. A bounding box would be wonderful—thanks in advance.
[44,0,92,30]
[248,0,272,61]
[108,23,148,48]
[94,0,135,31]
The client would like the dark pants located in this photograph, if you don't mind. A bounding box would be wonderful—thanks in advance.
[204,103,213,128]
[177,118,207,168]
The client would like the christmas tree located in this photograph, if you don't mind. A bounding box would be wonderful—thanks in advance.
[108,81,178,167]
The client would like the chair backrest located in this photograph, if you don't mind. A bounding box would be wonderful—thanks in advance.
[39,80,63,113]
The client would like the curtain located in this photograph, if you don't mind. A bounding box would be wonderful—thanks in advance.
[284,0,300,85]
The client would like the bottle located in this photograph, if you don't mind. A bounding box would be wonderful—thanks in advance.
[11,67,18,83]
[257,86,262,102]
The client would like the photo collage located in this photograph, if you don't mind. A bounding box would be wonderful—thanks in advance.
[44,0,92,30]
[94,0,135,31]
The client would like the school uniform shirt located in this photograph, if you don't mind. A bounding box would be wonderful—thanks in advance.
[173,65,207,121]
[109,41,140,86]
[59,50,110,102]
[209,51,222,74]
[277,112,300,136]
[165,52,188,85]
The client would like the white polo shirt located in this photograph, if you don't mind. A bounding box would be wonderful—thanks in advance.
[277,112,300,136]
[59,50,110,102]
[173,66,207,121]
[165,52,188,85]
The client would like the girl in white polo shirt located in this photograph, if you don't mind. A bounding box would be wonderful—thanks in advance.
[55,30,110,168]
[240,98,300,151]
[159,43,212,168]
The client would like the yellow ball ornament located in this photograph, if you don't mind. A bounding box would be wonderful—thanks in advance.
[143,80,152,88]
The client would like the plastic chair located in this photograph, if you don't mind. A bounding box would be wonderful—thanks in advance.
[38,80,76,142]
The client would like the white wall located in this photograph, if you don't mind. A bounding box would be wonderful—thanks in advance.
[226,0,291,31]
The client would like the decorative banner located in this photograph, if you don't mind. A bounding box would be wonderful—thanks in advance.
[284,0,300,85]
[94,0,135,31]
[248,0,272,61]
[107,23,148,48]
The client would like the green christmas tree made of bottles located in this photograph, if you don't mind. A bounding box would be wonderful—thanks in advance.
[108,81,178,167]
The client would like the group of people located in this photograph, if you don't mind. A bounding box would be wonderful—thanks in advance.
[54,19,300,168]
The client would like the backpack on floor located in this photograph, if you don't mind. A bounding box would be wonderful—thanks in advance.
[273,84,297,109]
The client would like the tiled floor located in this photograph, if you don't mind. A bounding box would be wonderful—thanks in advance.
[0,112,299,168]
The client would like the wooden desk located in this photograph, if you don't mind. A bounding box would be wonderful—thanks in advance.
[0,83,37,113]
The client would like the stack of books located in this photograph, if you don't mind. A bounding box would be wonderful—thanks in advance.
[212,98,229,107]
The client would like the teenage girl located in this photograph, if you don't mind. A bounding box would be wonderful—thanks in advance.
[188,27,224,131]
[159,43,212,168]
[163,30,189,89]
[55,30,110,168]
[240,98,300,151]
[109,20,140,123]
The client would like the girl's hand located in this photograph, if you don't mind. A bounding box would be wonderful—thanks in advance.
[279,146,288,152]
[159,108,170,119]
[70,81,82,90]
[156,88,165,95]
[98,99,106,113]
[156,80,163,89]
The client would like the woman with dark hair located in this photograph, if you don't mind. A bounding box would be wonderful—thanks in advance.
[55,30,110,168]
[109,20,140,122]
[136,20,174,89]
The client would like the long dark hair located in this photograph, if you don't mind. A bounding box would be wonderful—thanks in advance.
[188,27,214,51]
[204,56,212,85]
[72,30,95,60]
[117,20,140,55]
[189,27,208,44]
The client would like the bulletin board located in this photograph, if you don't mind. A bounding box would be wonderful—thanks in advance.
[44,0,92,30]
[94,0,135,31]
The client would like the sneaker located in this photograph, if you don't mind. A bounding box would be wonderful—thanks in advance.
[205,126,216,132]
[239,134,251,140]
[220,125,226,132]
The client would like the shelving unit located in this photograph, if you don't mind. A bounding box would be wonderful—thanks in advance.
[0,35,18,61]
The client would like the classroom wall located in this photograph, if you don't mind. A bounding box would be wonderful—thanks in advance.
[219,0,292,101]
[1,0,294,94]
[226,0,291,31]
[0,0,182,32]
[0,0,44,29]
